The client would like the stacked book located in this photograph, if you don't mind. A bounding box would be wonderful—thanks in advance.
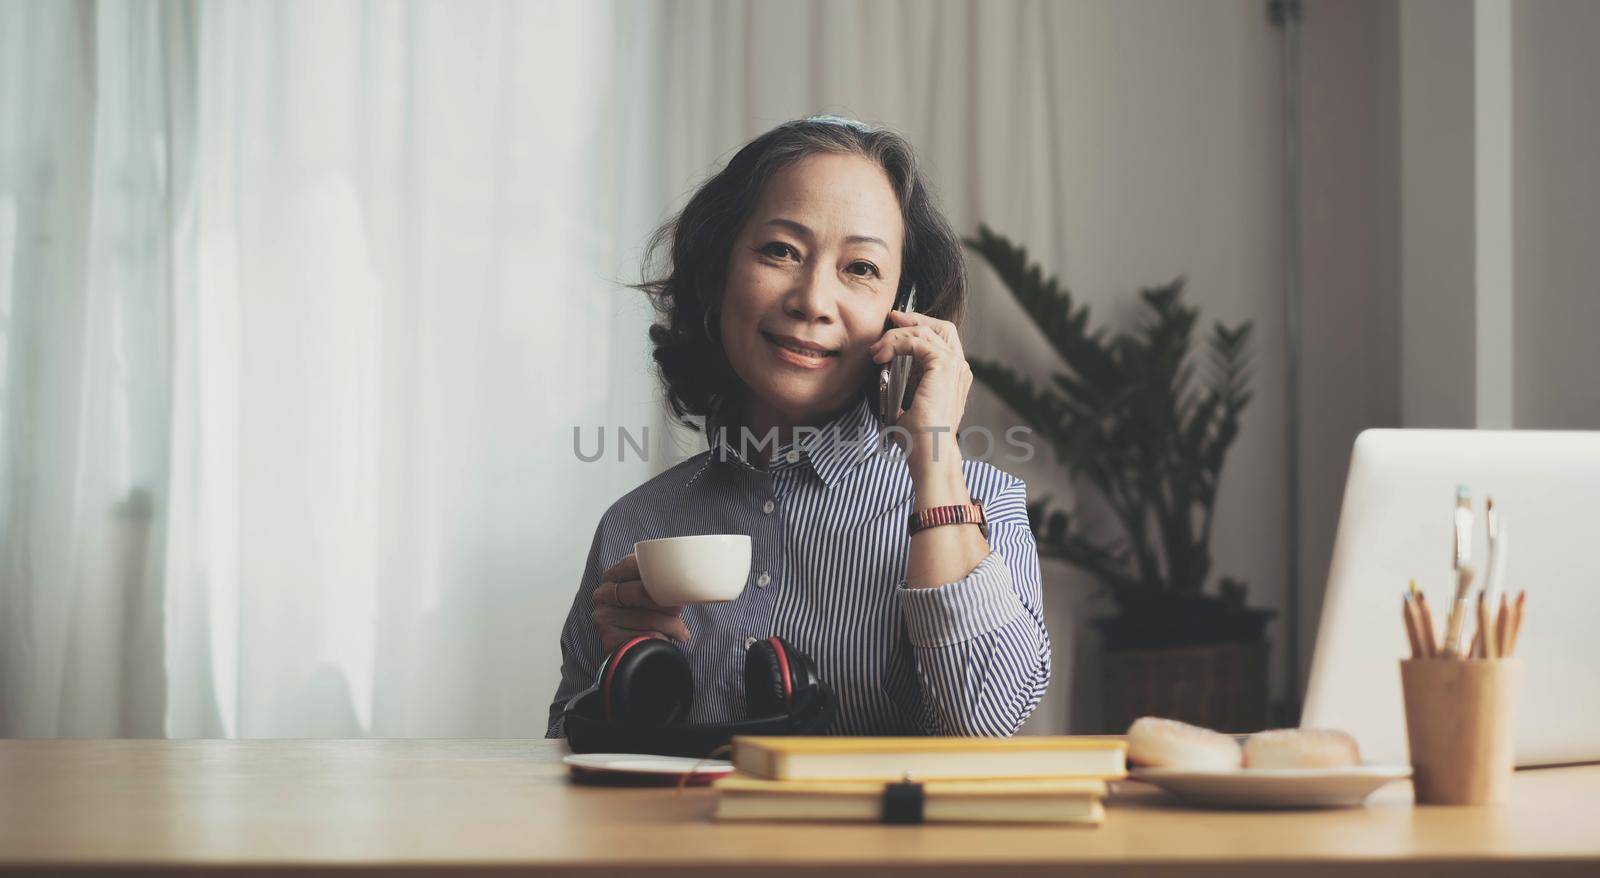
[713,736,1127,826]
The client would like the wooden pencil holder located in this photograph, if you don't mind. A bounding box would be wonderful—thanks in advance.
[1399,658,1521,805]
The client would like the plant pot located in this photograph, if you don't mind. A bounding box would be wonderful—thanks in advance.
[1099,640,1270,734]
[1094,604,1275,651]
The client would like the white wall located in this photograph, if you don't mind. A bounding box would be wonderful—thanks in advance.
[1297,0,1403,698]
[955,0,1288,733]
[1513,0,1600,430]
[1399,0,1479,429]
[1293,0,1600,708]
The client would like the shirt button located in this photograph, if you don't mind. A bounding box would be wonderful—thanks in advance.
[762,499,776,515]
[743,636,758,649]
[756,571,771,588]
[785,450,800,463]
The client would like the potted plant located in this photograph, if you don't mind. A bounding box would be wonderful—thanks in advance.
[963,225,1273,733]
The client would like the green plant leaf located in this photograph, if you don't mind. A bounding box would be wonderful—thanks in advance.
[963,226,1256,615]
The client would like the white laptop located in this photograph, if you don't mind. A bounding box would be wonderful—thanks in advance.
[1302,429,1600,767]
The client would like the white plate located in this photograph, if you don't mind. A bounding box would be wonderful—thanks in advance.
[563,753,734,779]
[1129,765,1412,809]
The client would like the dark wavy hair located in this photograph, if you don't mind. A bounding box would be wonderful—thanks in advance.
[635,115,968,428]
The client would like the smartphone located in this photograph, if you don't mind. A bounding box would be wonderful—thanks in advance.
[878,284,917,424]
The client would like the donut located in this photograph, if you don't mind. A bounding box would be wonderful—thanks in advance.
[1126,716,1243,771]
[1242,728,1361,769]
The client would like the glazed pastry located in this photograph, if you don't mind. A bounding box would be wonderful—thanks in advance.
[1126,717,1243,771]
[1242,728,1361,769]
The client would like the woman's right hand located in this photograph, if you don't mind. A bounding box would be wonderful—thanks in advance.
[590,554,690,652]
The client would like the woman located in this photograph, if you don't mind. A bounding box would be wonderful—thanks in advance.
[546,115,1050,737]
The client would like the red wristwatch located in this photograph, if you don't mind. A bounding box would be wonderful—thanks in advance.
[908,499,988,540]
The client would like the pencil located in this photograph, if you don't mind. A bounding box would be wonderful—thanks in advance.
[1414,589,1437,658]
[1484,590,1500,656]
[1415,587,1439,658]
[1476,591,1495,659]
[1402,593,1424,659]
[1505,590,1526,656]
[1494,593,1510,660]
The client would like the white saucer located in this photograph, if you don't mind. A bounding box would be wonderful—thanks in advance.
[563,753,734,781]
[1129,765,1412,809]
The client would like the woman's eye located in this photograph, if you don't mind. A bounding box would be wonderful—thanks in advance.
[848,261,881,279]
[760,242,797,260]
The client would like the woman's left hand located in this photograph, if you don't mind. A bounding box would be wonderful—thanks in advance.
[868,310,972,470]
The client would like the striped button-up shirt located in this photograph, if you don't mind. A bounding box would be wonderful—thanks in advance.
[546,392,1051,737]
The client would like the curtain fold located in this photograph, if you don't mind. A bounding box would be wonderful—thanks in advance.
[1,0,194,737]
[3,0,668,737]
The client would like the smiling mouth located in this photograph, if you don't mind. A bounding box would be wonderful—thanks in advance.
[761,331,839,358]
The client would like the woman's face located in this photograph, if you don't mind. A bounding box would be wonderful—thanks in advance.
[719,152,904,425]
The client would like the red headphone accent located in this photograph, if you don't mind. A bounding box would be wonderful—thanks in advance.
[601,635,654,722]
[767,636,794,705]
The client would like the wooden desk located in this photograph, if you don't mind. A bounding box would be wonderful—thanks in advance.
[3,739,1597,876]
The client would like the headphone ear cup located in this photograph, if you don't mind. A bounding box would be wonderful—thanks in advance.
[781,640,820,695]
[743,637,791,717]
[602,637,693,725]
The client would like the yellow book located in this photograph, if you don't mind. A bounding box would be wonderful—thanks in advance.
[730,735,1128,782]
[713,772,1107,825]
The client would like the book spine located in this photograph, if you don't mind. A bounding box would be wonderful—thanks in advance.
[732,742,777,779]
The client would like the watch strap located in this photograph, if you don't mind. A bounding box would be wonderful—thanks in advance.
[907,500,987,539]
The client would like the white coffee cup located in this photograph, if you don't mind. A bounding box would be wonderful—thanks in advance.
[633,534,752,605]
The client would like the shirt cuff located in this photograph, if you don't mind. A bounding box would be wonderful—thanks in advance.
[896,549,1030,648]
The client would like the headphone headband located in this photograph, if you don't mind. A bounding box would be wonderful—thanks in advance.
[561,636,837,758]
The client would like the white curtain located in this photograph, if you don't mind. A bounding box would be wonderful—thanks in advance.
[2,0,672,737]
[3,0,1282,737]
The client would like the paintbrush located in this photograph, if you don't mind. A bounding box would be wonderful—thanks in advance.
[1482,497,1507,621]
[1442,564,1476,658]
[1442,486,1475,657]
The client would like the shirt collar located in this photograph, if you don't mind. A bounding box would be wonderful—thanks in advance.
[689,392,888,489]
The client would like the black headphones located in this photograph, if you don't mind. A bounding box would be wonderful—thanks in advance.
[562,634,837,758]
